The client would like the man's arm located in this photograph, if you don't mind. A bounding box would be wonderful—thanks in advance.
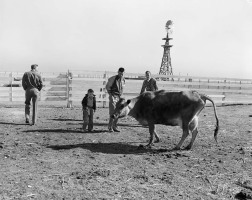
[140,80,146,94]
[22,73,27,90]
[93,96,96,111]
[153,79,158,91]
[37,75,43,91]
[105,76,115,94]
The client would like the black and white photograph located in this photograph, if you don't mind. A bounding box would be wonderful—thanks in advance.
[0,0,252,199]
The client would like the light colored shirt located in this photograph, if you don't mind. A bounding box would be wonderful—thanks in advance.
[106,75,125,96]
[87,96,94,108]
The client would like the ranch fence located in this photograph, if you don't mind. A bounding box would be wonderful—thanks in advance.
[1,70,252,107]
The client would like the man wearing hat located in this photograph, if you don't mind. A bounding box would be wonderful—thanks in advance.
[22,64,43,125]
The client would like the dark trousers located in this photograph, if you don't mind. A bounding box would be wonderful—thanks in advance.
[25,88,39,124]
[83,107,94,131]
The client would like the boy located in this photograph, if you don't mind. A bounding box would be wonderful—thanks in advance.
[81,89,96,132]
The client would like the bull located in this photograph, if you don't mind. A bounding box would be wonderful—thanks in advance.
[111,90,219,150]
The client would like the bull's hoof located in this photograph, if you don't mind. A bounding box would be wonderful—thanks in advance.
[172,147,181,151]
[137,144,152,150]
[137,144,153,150]
[137,144,145,150]
[145,144,153,149]
[184,145,192,150]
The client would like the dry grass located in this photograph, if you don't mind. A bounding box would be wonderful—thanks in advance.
[0,104,252,199]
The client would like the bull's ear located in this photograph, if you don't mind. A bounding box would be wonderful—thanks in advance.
[126,100,131,105]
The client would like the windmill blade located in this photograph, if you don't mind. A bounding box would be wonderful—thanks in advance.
[165,20,173,31]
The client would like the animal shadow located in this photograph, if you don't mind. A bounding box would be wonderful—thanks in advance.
[93,122,142,128]
[47,142,153,154]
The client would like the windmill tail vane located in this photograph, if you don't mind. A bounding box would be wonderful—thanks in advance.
[165,20,173,32]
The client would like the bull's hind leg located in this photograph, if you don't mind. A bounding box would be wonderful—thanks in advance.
[185,116,199,150]
[173,122,190,150]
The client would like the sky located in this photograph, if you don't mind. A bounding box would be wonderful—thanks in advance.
[0,0,252,79]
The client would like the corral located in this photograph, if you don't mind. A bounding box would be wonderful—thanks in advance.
[0,71,252,199]
[1,70,252,107]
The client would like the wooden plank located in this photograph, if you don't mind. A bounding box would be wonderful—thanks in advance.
[43,97,68,101]
[42,86,67,91]
[42,76,67,81]
[11,97,25,101]
[151,74,252,82]
[0,87,10,92]
[42,87,66,92]
[43,92,67,96]
[47,80,66,85]
[72,77,107,81]
[156,80,252,88]
[78,78,252,91]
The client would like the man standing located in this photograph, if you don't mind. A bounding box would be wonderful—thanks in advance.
[140,71,158,94]
[105,67,125,132]
[22,64,43,125]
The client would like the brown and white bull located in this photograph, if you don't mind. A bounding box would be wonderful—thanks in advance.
[111,90,219,150]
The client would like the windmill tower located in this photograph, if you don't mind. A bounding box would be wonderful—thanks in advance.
[159,20,173,75]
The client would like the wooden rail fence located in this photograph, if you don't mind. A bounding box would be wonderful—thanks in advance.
[1,71,252,107]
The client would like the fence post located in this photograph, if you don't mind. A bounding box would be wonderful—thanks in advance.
[102,72,108,108]
[9,72,13,102]
[66,70,72,108]
[222,92,226,106]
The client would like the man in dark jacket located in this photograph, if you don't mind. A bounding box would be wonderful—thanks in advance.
[105,67,125,132]
[22,64,43,125]
[140,71,158,94]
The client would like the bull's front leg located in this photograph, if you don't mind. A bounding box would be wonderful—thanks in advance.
[146,123,158,148]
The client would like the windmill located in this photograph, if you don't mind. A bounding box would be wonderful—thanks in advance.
[159,20,173,75]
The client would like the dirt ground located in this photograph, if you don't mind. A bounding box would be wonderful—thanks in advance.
[0,103,252,200]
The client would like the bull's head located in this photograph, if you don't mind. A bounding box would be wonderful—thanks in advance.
[111,98,131,119]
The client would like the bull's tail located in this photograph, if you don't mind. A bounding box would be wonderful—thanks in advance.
[200,94,219,143]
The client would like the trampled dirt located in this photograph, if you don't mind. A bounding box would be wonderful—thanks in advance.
[0,103,252,199]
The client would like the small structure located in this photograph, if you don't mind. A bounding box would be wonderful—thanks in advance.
[159,20,173,75]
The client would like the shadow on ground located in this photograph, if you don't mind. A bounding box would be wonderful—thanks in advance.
[94,122,143,128]
[49,118,82,122]
[46,142,157,154]
[46,119,143,127]
[0,122,28,126]
[22,128,109,134]
[45,142,181,155]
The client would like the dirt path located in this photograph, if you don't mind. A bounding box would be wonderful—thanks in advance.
[0,104,252,199]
